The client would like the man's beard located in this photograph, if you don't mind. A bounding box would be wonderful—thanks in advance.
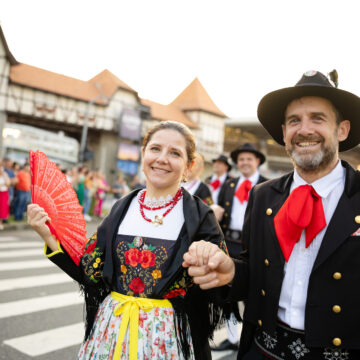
[285,134,338,172]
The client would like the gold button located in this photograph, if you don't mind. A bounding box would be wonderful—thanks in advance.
[223,224,227,228]
[224,213,228,217]
[261,289,266,296]
[355,215,360,224]
[225,201,230,206]
[258,320,262,326]
[333,338,341,346]
[230,183,235,188]
[332,305,341,313]
[264,259,270,266]
[266,208,272,216]
[333,272,342,280]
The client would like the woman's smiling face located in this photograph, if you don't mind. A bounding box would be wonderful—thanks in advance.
[142,129,189,196]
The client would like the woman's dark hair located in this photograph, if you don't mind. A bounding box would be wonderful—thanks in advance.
[142,121,196,164]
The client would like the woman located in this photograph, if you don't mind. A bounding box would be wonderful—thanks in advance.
[182,153,213,206]
[0,162,11,230]
[27,121,228,360]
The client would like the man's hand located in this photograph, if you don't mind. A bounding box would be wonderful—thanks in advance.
[210,204,225,221]
[183,240,235,289]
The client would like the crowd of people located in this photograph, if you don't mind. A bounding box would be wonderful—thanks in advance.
[0,159,145,229]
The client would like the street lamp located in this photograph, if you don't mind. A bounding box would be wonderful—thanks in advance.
[79,93,108,163]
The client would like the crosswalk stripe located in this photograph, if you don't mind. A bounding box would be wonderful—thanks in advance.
[0,236,17,242]
[3,322,84,356]
[0,273,73,292]
[211,350,235,359]
[0,242,42,249]
[0,249,43,258]
[0,259,54,271]
[0,291,83,318]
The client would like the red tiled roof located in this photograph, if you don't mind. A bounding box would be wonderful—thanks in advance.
[141,98,198,128]
[171,78,227,118]
[9,65,136,104]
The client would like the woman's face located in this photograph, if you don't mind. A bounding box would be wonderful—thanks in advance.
[142,129,189,195]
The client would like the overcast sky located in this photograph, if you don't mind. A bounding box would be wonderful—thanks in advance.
[1,0,359,118]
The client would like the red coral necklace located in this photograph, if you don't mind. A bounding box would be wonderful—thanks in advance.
[138,188,183,226]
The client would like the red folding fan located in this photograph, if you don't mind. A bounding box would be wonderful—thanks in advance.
[29,150,87,265]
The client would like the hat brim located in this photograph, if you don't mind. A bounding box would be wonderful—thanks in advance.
[212,158,232,171]
[257,85,360,152]
[230,149,266,165]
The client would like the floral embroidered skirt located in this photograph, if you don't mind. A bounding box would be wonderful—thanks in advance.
[78,293,195,359]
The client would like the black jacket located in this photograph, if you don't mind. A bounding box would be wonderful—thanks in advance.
[217,174,268,234]
[194,181,213,205]
[227,161,360,358]
[46,188,227,360]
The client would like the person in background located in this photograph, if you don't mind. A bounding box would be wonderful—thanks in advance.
[210,143,268,352]
[206,155,232,204]
[183,70,360,360]
[3,157,17,209]
[93,170,109,217]
[111,174,130,205]
[182,153,213,206]
[130,174,145,190]
[14,163,31,221]
[83,169,94,222]
[27,120,229,360]
[0,161,11,230]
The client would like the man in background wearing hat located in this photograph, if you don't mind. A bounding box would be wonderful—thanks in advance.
[183,70,360,359]
[210,143,268,352]
[206,154,232,204]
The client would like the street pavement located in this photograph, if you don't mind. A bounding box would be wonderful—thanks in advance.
[0,222,238,360]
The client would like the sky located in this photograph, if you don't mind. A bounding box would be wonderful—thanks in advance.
[1,0,360,119]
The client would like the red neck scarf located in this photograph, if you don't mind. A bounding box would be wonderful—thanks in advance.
[235,179,252,204]
[274,185,326,262]
[210,178,221,191]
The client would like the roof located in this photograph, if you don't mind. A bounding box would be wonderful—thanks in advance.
[9,65,137,104]
[141,98,198,128]
[171,77,227,118]
[0,25,18,65]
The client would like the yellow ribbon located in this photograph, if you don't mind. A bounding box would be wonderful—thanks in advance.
[111,291,172,360]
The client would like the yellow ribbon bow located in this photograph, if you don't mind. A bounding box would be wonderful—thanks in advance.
[111,292,172,360]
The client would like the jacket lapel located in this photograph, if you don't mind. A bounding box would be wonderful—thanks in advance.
[313,163,360,271]
[265,173,293,263]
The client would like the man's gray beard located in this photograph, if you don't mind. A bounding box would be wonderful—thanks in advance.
[287,143,337,172]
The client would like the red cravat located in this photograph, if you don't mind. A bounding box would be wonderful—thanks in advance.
[210,178,221,191]
[235,179,252,203]
[274,185,326,262]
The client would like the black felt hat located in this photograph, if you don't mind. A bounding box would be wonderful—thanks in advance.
[212,154,232,172]
[230,143,266,165]
[257,70,360,152]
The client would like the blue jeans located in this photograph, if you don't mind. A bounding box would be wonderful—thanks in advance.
[14,190,29,220]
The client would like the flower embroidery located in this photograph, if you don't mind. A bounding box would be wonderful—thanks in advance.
[140,250,155,268]
[288,338,310,359]
[85,238,97,254]
[152,269,162,279]
[262,331,277,349]
[323,348,349,360]
[125,248,141,267]
[121,265,127,274]
[163,288,186,299]
[129,277,145,294]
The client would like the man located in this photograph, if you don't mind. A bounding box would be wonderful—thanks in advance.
[184,70,360,359]
[182,153,213,205]
[3,157,17,210]
[206,154,232,204]
[217,143,267,257]
[210,144,267,352]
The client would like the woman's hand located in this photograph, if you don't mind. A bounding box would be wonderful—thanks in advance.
[27,204,58,251]
[183,240,235,290]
